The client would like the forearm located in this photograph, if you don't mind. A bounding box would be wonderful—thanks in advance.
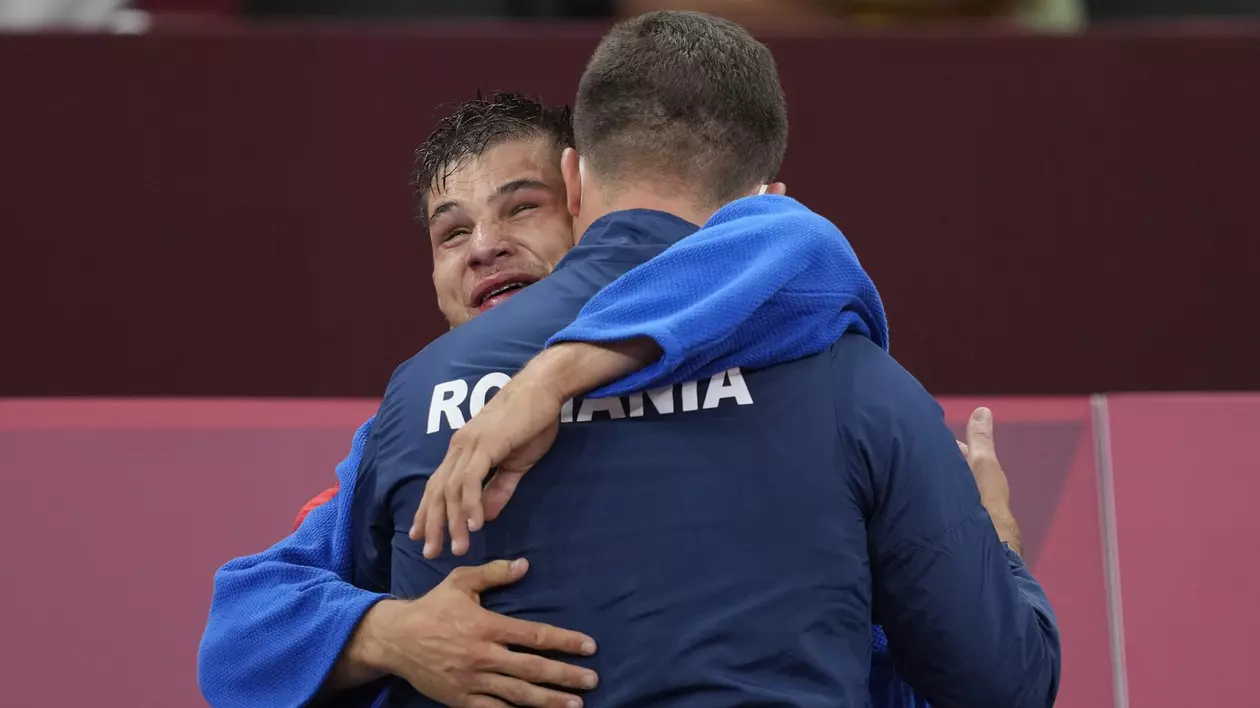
[525,338,663,401]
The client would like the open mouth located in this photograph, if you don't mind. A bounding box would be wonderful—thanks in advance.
[474,279,536,312]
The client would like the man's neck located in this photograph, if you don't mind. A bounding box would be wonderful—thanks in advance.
[574,185,715,244]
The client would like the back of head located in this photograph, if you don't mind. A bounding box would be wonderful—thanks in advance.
[574,10,788,208]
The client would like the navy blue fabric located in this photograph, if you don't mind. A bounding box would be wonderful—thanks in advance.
[353,209,1060,707]
[198,197,922,708]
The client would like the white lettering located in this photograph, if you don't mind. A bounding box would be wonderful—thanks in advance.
[577,395,627,422]
[427,379,469,433]
[703,368,754,409]
[627,385,675,418]
[470,372,511,417]
[680,380,699,412]
[427,367,754,433]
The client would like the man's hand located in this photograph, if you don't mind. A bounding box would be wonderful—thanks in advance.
[414,374,566,557]
[957,406,1022,555]
[344,558,599,708]
[412,338,661,557]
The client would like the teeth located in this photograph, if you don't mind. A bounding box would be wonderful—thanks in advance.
[488,282,524,298]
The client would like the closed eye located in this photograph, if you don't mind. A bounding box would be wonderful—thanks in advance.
[510,203,538,216]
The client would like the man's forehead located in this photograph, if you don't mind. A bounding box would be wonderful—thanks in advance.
[427,138,562,213]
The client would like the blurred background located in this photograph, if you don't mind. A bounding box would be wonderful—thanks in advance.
[1,1,1258,707]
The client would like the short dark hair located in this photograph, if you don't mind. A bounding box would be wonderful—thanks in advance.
[574,11,788,206]
[411,92,574,223]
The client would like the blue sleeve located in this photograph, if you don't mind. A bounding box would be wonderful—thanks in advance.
[869,626,933,708]
[549,195,887,397]
[197,417,390,708]
[835,339,1060,708]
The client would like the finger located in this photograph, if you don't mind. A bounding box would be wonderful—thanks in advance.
[424,475,451,559]
[489,645,600,692]
[495,615,598,656]
[482,469,526,521]
[957,440,969,457]
[462,449,493,534]
[765,181,787,196]
[448,445,488,555]
[473,672,586,708]
[450,557,529,593]
[411,467,443,542]
[447,454,471,556]
[409,492,428,542]
[461,696,512,708]
[422,444,464,555]
[965,407,996,457]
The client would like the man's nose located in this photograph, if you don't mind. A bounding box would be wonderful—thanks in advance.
[465,226,514,268]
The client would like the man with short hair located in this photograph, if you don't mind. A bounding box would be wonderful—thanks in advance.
[355,10,1058,708]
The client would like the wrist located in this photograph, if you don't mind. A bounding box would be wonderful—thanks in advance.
[521,345,588,403]
[985,505,1022,556]
[528,337,662,401]
[346,599,408,679]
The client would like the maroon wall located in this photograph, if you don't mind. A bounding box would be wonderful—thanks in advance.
[2,27,1258,398]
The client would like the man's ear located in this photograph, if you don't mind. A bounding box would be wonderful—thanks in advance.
[560,148,582,219]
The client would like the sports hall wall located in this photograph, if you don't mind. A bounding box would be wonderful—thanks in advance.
[1,24,1257,708]
[1,28,1257,399]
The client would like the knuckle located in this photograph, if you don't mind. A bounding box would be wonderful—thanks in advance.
[973,449,1000,465]
[503,682,533,704]
[547,661,587,687]
[530,626,549,647]
[468,645,496,671]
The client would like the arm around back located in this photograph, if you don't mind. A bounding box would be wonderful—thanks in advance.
[832,337,1060,708]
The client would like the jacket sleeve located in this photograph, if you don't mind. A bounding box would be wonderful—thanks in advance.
[549,196,886,397]
[838,342,1060,708]
[197,418,390,708]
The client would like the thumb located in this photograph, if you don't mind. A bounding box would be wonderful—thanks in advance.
[965,407,996,456]
[451,558,529,593]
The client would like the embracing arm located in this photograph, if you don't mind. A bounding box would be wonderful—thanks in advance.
[547,194,886,397]
[413,196,889,555]
[840,343,1060,708]
[198,418,392,708]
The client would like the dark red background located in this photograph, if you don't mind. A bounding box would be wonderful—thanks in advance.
[3,26,1259,398]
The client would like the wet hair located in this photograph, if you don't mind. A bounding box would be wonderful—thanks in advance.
[411,91,574,224]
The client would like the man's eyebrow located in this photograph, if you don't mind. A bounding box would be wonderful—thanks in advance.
[429,199,459,222]
[428,179,547,223]
[494,178,549,199]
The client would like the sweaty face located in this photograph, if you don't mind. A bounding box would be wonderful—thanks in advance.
[427,137,575,327]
